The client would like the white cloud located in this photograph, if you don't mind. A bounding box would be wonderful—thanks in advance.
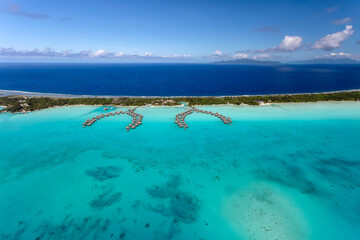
[231,53,279,61]
[93,49,111,57]
[246,35,303,54]
[318,52,351,58]
[206,50,230,59]
[115,52,124,57]
[144,52,153,57]
[329,52,351,57]
[277,36,303,52]
[166,54,191,58]
[332,17,351,25]
[233,53,248,59]
[0,47,60,57]
[252,54,271,60]
[0,47,192,61]
[316,52,359,60]
[312,25,354,51]
[212,50,223,57]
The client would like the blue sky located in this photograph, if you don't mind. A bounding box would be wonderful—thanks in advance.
[0,0,359,62]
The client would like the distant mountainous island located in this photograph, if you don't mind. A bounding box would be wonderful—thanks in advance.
[214,59,281,65]
[214,58,359,65]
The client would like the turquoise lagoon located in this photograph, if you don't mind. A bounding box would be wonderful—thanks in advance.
[0,102,360,240]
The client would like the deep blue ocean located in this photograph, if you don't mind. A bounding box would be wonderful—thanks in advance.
[1,63,360,239]
[0,63,360,96]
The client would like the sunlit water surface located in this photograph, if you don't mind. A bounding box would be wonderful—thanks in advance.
[0,102,359,240]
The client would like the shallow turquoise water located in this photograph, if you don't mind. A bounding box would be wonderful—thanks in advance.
[0,102,360,240]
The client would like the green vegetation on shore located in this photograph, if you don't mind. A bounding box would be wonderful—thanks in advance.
[1,91,360,113]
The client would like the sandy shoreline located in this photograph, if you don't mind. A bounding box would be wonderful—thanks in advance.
[1,89,360,99]
[0,103,185,113]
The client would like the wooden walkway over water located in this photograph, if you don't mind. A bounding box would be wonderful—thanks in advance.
[83,106,232,131]
[175,106,232,130]
[82,108,143,131]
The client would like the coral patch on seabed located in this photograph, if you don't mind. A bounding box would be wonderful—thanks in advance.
[85,166,122,182]
[89,186,122,210]
[146,176,200,239]
[1,216,112,240]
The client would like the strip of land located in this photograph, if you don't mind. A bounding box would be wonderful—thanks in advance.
[1,90,359,113]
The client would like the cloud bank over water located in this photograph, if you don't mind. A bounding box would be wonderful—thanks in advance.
[0,25,356,63]
[0,47,192,61]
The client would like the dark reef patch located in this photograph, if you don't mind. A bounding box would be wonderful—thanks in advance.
[147,176,200,223]
[311,158,360,187]
[90,186,122,210]
[146,176,200,239]
[147,176,200,224]
[34,215,111,240]
[85,166,122,182]
[2,216,113,240]
[1,221,27,239]
[255,161,321,197]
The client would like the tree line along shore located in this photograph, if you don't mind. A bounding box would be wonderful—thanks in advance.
[0,91,360,113]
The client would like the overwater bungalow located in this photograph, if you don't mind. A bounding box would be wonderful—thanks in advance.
[174,107,232,129]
